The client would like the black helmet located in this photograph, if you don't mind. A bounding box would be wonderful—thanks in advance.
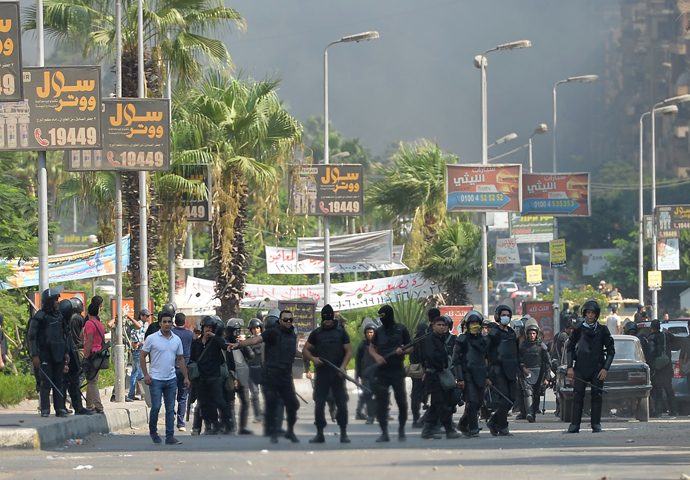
[364,320,378,333]
[248,318,263,330]
[41,287,61,309]
[58,299,73,322]
[413,322,427,336]
[494,304,513,322]
[214,316,225,338]
[581,298,601,320]
[226,318,243,330]
[463,310,483,326]
[200,315,217,332]
[160,303,176,318]
[441,314,454,329]
[264,308,280,329]
[623,320,638,335]
[70,296,84,315]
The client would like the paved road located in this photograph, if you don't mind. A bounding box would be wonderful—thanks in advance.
[2,389,690,479]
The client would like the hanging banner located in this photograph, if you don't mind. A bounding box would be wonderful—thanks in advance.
[525,264,543,285]
[648,270,662,290]
[509,213,554,244]
[0,235,130,289]
[446,164,522,212]
[440,306,473,335]
[524,301,555,343]
[288,164,363,216]
[266,245,407,274]
[297,230,393,263]
[0,2,23,102]
[549,239,566,268]
[495,238,520,265]
[241,273,443,311]
[657,238,680,271]
[521,173,590,216]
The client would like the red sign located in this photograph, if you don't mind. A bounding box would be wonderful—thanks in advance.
[440,305,473,335]
[522,173,590,217]
[446,164,522,212]
[111,298,154,321]
[524,301,555,343]
[31,291,86,313]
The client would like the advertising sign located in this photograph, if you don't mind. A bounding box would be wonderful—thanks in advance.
[289,164,363,216]
[181,164,211,221]
[0,2,23,102]
[446,164,522,212]
[524,301,555,343]
[0,66,101,151]
[549,239,566,268]
[440,305,473,335]
[648,270,662,290]
[31,291,86,313]
[111,298,154,322]
[644,214,654,240]
[657,238,680,271]
[581,248,621,276]
[655,204,690,239]
[509,213,554,244]
[65,98,170,171]
[521,173,590,216]
[277,300,316,338]
[525,264,543,285]
[495,238,520,265]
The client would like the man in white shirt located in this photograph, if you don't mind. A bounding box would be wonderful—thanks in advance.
[605,306,621,334]
[141,311,190,445]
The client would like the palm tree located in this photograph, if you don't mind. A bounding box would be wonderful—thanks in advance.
[173,71,302,317]
[420,220,488,306]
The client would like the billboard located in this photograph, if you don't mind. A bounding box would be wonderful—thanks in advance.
[0,2,23,102]
[510,213,554,244]
[495,238,520,265]
[440,305,473,335]
[446,164,522,212]
[277,300,316,338]
[289,164,363,216]
[655,204,690,239]
[524,301,555,343]
[65,98,170,172]
[521,173,590,216]
[181,165,211,222]
[550,239,566,268]
[581,248,621,276]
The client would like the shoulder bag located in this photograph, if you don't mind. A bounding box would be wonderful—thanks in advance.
[81,319,110,377]
[653,332,670,370]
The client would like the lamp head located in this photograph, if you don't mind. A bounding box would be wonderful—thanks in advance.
[534,124,548,135]
[496,39,532,51]
[567,74,599,83]
[496,133,518,145]
[341,31,379,43]
[656,105,679,116]
[662,94,690,105]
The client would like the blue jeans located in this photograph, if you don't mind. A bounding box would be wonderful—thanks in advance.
[149,377,177,439]
[128,351,144,399]
[175,369,188,428]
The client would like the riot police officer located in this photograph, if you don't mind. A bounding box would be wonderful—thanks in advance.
[29,288,71,417]
[247,317,264,423]
[225,318,255,434]
[58,299,92,416]
[517,318,551,423]
[486,304,530,436]
[453,310,490,437]
[565,298,615,433]
[355,319,378,424]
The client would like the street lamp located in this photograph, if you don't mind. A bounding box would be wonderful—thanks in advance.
[476,39,532,316]
[552,74,599,331]
[649,94,690,319]
[638,105,677,307]
[323,31,379,304]
[527,124,548,299]
[488,132,518,149]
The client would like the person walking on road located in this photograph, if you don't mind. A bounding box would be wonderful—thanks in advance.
[648,320,678,417]
[126,309,150,401]
[140,311,190,445]
[172,312,194,431]
[83,296,105,414]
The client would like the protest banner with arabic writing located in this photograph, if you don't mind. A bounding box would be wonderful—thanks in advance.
[289,164,363,216]
[446,164,522,212]
[522,173,590,216]
[265,245,407,274]
[524,301,555,343]
[0,2,23,102]
[495,238,520,264]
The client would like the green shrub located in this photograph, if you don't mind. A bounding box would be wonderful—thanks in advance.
[0,373,37,406]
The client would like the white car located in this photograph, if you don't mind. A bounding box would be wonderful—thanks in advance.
[493,281,519,302]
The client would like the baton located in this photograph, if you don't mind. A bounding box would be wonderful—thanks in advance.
[319,357,373,394]
[489,385,514,407]
[295,391,308,405]
[37,364,65,398]
[574,377,609,394]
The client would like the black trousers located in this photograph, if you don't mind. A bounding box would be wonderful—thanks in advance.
[459,380,484,432]
[571,368,604,426]
[38,356,66,412]
[490,367,516,429]
[263,367,299,435]
[229,383,251,430]
[518,377,542,416]
[314,368,348,428]
[62,350,84,411]
[197,376,232,428]
[374,367,407,428]
[425,374,453,426]
[410,377,425,422]
[651,365,677,414]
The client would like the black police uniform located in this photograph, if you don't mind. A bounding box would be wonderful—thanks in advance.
[370,305,411,441]
[408,323,428,426]
[226,330,255,433]
[422,331,460,438]
[247,333,263,422]
[648,329,678,416]
[518,335,551,420]
[261,324,300,440]
[306,321,351,440]
[453,328,490,436]
[355,331,377,422]
[58,301,90,415]
[486,324,522,435]
[566,321,615,431]
[28,294,70,416]
[190,334,233,433]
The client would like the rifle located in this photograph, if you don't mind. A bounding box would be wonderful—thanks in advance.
[319,357,372,394]
[362,331,433,378]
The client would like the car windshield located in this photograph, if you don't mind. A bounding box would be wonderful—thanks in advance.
[667,326,688,336]
[612,339,640,361]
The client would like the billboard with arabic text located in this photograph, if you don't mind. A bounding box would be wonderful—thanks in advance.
[446,164,522,212]
[289,164,363,216]
[522,173,590,216]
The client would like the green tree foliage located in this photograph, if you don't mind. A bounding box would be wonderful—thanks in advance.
[0,176,40,263]
[543,285,608,313]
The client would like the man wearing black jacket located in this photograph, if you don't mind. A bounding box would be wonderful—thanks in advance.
[648,320,678,417]
[355,319,378,424]
[565,298,615,433]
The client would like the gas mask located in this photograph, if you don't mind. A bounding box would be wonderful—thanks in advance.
[500,316,511,325]
[468,324,482,335]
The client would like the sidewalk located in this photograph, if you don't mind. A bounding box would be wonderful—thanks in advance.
[0,374,319,450]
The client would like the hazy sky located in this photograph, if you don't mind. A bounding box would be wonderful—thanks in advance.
[225,0,614,170]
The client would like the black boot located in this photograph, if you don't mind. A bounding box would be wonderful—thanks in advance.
[376,425,390,442]
[284,425,300,443]
[563,424,580,434]
[340,426,350,443]
[309,427,325,443]
[398,424,406,442]
[421,423,441,439]
[445,424,461,439]
[591,423,602,433]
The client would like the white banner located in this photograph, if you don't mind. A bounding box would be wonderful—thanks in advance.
[581,248,622,276]
[495,238,520,264]
[297,230,393,263]
[266,245,407,275]
[658,238,680,271]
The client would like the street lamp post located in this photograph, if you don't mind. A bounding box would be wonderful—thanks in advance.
[649,94,690,319]
[476,39,532,316]
[488,132,518,149]
[638,105,677,307]
[527,123,548,299]
[552,74,598,331]
[323,31,379,305]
